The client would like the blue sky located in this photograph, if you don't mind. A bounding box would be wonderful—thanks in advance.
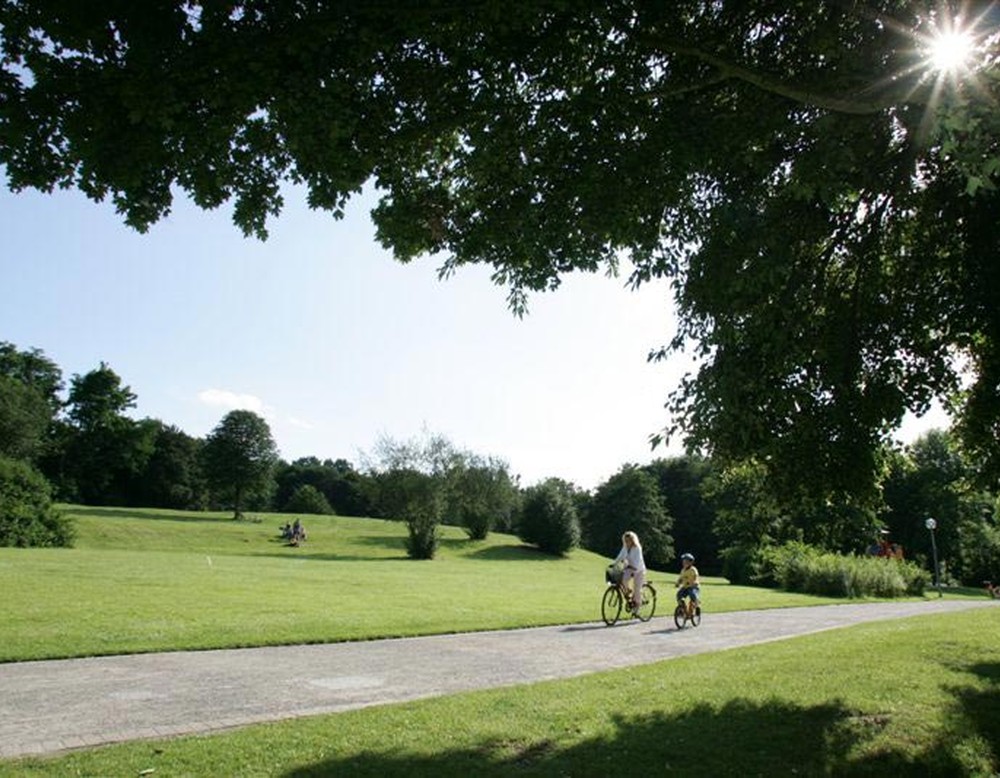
[0,183,947,489]
[0,183,697,489]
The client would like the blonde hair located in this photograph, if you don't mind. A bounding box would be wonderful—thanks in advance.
[622,531,641,548]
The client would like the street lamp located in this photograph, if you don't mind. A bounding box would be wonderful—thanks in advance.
[925,517,942,598]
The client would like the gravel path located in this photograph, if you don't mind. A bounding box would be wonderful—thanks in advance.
[1,598,995,759]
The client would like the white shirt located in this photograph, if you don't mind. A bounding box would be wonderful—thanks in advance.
[614,543,646,572]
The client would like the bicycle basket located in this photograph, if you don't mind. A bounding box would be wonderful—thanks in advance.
[605,566,622,585]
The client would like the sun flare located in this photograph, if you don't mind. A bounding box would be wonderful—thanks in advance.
[928,29,974,72]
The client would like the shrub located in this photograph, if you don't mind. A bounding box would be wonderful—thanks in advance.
[0,456,75,547]
[460,506,491,541]
[518,480,580,555]
[730,540,930,597]
[719,543,758,585]
[764,541,928,597]
[376,469,442,559]
[405,512,440,560]
[752,541,816,589]
[284,484,334,515]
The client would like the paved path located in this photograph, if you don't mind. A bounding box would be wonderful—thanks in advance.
[1,599,995,759]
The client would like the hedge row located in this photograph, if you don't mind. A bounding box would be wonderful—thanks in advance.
[725,541,929,598]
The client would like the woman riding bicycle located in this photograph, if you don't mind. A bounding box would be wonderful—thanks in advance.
[675,552,701,618]
[612,531,646,614]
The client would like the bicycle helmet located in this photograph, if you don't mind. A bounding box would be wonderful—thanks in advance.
[680,552,695,561]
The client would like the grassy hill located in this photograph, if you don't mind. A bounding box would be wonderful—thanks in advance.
[0,505,852,662]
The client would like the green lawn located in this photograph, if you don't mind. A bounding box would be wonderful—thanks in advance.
[0,505,867,662]
[2,506,997,776]
[4,607,998,776]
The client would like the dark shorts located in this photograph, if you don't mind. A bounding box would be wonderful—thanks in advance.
[677,585,700,603]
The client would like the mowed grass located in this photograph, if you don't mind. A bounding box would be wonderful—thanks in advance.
[4,607,998,776]
[0,505,863,662]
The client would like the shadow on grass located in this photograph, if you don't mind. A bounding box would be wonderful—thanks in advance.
[252,552,411,562]
[952,662,1000,770]
[351,535,408,551]
[65,506,229,523]
[466,544,560,562]
[282,698,978,777]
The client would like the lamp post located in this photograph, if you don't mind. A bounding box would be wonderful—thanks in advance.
[925,517,942,598]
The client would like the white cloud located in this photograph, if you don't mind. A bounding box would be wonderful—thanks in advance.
[286,416,315,430]
[197,388,267,413]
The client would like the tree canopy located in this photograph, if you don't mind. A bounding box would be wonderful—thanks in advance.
[3,2,999,500]
[585,465,674,567]
[201,409,278,519]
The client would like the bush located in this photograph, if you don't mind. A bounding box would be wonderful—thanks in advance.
[727,541,930,597]
[405,512,440,560]
[518,480,581,555]
[284,484,334,515]
[376,469,442,559]
[760,541,929,597]
[720,543,762,585]
[0,456,75,547]
[461,506,491,541]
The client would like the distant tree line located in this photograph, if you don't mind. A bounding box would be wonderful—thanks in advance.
[1,340,997,586]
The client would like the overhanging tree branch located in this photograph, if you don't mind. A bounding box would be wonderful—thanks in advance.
[660,42,912,115]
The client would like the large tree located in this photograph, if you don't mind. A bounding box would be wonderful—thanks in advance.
[274,457,373,517]
[0,342,63,413]
[3,2,999,499]
[584,465,674,568]
[446,454,520,540]
[60,362,151,504]
[0,342,63,463]
[129,420,207,510]
[518,478,581,556]
[881,429,999,584]
[0,375,52,461]
[201,409,278,519]
[363,430,462,558]
[643,456,720,574]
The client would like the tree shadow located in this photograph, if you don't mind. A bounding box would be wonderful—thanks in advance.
[282,696,981,777]
[252,552,411,562]
[950,662,1000,768]
[350,535,409,551]
[467,544,561,562]
[64,506,227,523]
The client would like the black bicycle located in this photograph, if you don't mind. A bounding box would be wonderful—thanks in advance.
[602,566,656,626]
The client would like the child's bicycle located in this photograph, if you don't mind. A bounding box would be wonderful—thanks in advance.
[673,593,702,629]
[602,566,656,626]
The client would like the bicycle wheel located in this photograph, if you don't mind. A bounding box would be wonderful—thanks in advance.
[673,602,687,629]
[601,586,623,626]
[691,605,702,627]
[636,583,657,622]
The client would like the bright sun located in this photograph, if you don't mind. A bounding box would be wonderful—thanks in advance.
[929,30,974,71]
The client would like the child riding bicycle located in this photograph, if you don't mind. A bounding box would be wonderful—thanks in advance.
[676,552,701,618]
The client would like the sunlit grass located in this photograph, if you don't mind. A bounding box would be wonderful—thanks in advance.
[0,505,904,662]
